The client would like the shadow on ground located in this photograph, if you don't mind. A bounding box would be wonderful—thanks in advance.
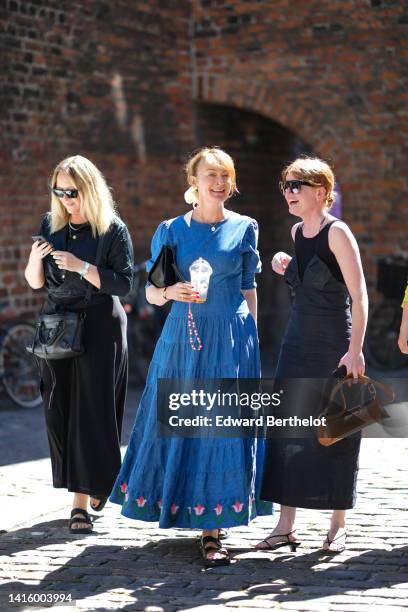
[1,517,407,611]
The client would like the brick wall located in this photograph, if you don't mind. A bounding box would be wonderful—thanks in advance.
[1,0,407,332]
[1,0,193,317]
[191,0,408,290]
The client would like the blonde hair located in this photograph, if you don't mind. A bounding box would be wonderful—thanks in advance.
[185,147,238,196]
[49,155,118,236]
[282,156,336,209]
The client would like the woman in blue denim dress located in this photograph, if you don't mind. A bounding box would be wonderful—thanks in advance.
[110,147,272,566]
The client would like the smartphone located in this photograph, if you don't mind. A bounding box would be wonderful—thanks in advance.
[32,235,47,244]
[32,235,54,252]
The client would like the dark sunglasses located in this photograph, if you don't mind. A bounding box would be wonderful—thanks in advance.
[52,187,79,199]
[279,180,316,195]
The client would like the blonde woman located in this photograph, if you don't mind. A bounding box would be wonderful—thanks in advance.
[110,147,272,566]
[257,157,368,553]
[25,155,133,534]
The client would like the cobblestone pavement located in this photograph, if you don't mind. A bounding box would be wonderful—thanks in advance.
[0,389,407,611]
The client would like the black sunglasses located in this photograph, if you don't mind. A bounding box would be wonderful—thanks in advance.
[52,187,79,199]
[279,180,316,195]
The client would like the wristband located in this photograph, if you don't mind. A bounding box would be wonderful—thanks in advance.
[79,261,90,278]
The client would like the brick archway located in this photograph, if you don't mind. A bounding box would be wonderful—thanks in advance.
[193,73,352,171]
[192,99,316,356]
[191,69,406,291]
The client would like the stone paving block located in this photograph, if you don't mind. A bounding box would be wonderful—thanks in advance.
[188,579,248,592]
[323,606,404,612]
[182,606,231,612]
[350,587,408,599]
[224,598,287,608]
[84,575,135,589]
[1,436,407,611]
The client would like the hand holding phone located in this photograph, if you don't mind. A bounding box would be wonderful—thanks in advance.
[30,235,54,260]
[32,235,47,245]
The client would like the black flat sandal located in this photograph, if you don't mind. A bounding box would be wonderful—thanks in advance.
[200,535,231,567]
[89,496,108,512]
[69,508,93,535]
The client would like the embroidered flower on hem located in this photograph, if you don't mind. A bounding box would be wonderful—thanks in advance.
[136,496,147,507]
[120,483,127,493]
[232,501,244,513]
[170,503,179,515]
[194,504,205,516]
[157,500,163,509]
[214,503,223,516]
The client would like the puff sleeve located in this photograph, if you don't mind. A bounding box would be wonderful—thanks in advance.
[241,219,262,290]
[98,222,134,297]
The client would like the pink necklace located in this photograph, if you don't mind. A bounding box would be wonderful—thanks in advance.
[187,304,203,351]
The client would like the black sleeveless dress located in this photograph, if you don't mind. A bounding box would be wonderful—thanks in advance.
[261,221,361,510]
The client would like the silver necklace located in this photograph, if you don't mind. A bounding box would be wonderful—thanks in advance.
[192,209,229,232]
[69,221,88,231]
[69,221,88,240]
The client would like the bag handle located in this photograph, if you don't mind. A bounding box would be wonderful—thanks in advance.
[327,374,395,418]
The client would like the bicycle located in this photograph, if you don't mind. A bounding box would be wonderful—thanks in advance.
[365,255,408,370]
[0,305,42,408]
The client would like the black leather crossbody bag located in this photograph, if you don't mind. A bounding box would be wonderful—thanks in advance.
[26,229,105,360]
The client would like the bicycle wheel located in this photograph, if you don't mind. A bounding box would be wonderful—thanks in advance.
[365,298,408,370]
[0,321,42,408]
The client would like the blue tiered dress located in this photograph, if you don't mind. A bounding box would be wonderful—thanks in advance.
[110,211,273,528]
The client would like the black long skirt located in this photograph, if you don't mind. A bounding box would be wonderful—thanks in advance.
[261,310,361,510]
[39,296,127,497]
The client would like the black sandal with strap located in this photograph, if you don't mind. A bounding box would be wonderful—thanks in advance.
[255,530,301,552]
[323,530,347,553]
[69,508,93,535]
[200,535,231,567]
[219,528,230,540]
[89,496,108,512]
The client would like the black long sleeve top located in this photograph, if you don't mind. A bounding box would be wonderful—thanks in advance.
[40,214,134,307]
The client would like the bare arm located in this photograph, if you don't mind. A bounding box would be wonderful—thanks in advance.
[398,296,408,355]
[146,282,199,306]
[271,223,300,275]
[24,240,54,289]
[242,288,257,322]
[329,222,368,377]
